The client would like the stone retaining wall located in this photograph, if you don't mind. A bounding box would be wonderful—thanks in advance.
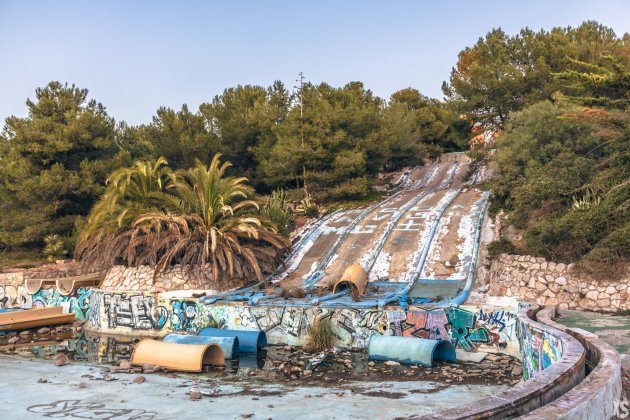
[101,265,245,292]
[487,254,630,312]
[0,272,23,287]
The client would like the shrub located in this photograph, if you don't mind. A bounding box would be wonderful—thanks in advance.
[327,177,369,200]
[262,188,293,235]
[487,238,517,260]
[43,234,68,261]
[296,191,320,218]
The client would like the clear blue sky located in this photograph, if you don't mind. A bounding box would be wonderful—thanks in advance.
[1,0,628,126]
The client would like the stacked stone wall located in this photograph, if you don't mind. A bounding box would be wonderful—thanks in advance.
[488,253,630,311]
[101,264,245,292]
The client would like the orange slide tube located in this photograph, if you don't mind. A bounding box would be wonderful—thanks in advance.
[131,339,225,372]
[332,264,368,301]
[56,272,102,296]
[0,306,75,331]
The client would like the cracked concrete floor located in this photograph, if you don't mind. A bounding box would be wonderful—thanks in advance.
[0,354,510,419]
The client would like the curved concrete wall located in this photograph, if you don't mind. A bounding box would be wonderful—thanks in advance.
[524,306,622,419]
[424,305,586,419]
[85,289,522,353]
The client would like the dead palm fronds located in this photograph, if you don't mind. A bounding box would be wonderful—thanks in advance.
[76,154,289,289]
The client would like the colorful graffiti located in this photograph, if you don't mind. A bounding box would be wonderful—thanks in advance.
[0,284,32,309]
[87,290,521,353]
[0,284,92,320]
[387,310,449,339]
[170,300,202,333]
[518,320,564,380]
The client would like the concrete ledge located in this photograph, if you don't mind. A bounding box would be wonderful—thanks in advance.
[419,305,586,419]
[524,306,622,419]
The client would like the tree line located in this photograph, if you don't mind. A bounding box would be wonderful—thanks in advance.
[0,80,466,256]
[0,20,627,278]
[449,21,629,278]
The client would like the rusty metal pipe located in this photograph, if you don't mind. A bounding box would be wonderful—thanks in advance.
[332,264,368,301]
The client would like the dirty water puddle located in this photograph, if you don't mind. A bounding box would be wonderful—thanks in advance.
[0,327,523,392]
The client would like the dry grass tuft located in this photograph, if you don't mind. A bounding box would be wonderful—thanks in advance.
[303,317,335,352]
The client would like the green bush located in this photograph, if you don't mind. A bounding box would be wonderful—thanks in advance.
[487,238,518,260]
[42,234,68,261]
[262,189,293,235]
[327,177,369,200]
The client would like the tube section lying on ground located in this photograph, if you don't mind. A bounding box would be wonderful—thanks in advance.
[332,264,368,301]
[163,334,239,359]
[131,338,224,372]
[197,327,267,354]
[0,306,75,331]
[368,335,456,367]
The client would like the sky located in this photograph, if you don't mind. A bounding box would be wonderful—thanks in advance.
[0,0,628,126]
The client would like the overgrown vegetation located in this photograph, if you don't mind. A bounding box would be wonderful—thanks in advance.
[0,20,627,282]
[0,82,466,261]
[75,155,289,289]
[487,238,518,260]
[304,317,335,352]
[443,21,629,130]
[261,189,293,235]
[42,234,67,261]
[451,22,630,278]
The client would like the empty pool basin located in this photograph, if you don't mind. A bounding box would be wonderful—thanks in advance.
[131,338,225,372]
[197,327,267,354]
[368,335,456,367]
[163,334,239,359]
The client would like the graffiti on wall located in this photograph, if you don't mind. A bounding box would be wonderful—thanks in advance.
[93,293,204,333]
[0,284,92,320]
[101,293,169,330]
[518,321,563,380]
[170,300,202,333]
[0,284,33,309]
[87,290,521,352]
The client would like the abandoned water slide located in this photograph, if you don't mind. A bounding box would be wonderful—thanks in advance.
[215,154,482,309]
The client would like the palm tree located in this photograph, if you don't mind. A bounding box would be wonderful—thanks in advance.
[77,154,289,289]
[76,157,176,272]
